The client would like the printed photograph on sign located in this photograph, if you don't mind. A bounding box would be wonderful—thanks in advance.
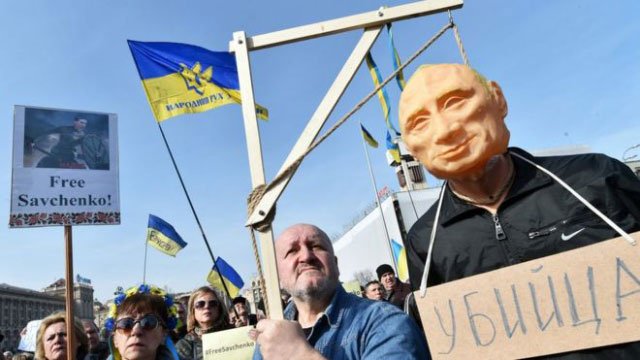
[23,107,110,170]
[10,105,120,228]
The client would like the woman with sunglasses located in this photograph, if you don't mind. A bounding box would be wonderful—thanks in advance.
[35,312,88,360]
[104,284,180,360]
[175,286,232,360]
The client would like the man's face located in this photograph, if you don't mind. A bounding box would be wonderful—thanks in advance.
[82,321,99,349]
[276,224,340,302]
[230,305,249,327]
[364,283,384,300]
[176,303,187,324]
[399,64,509,179]
[380,272,396,292]
[233,302,248,314]
[74,118,87,131]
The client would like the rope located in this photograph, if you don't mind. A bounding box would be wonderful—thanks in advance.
[247,227,270,315]
[419,182,447,297]
[246,21,454,231]
[449,11,470,66]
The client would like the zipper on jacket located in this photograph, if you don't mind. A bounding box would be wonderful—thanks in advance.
[493,214,506,240]
[493,213,517,265]
[528,226,557,239]
[528,212,597,239]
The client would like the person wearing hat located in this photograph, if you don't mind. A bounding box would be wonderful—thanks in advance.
[229,296,257,327]
[375,264,412,309]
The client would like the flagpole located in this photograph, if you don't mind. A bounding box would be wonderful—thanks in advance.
[142,236,149,284]
[360,124,399,273]
[155,122,237,303]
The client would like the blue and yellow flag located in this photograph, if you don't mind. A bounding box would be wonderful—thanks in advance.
[386,24,406,91]
[386,131,401,164]
[147,214,188,257]
[206,257,244,298]
[391,239,409,282]
[360,123,378,148]
[127,40,268,122]
[365,52,401,136]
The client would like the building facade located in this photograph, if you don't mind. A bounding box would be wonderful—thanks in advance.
[0,283,65,352]
[42,278,95,320]
[0,279,95,352]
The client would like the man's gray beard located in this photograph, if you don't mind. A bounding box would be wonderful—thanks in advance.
[290,277,338,303]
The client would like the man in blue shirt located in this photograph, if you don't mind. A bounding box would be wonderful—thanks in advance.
[250,223,428,360]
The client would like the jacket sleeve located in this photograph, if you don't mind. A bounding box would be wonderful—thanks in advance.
[610,159,640,224]
[175,336,193,360]
[361,304,430,359]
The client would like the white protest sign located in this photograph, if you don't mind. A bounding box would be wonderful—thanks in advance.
[18,319,42,352]
[416,231,640,359]
[10,105,119,227]
[202,326,255,360]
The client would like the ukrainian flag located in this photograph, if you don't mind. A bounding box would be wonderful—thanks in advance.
[360,123,378,148]
[365,52,400,136]
[207,257,244,298]
[386,131,401,164]
[147,214,188,257]
[127,40,268,122]
[391,239,409,282]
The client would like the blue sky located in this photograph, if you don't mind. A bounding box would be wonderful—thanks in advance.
[1,0,639,303]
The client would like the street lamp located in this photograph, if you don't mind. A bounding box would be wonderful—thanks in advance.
[622,144,640,161]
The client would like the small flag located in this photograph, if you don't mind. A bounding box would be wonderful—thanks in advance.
[386,131,401,164]
[360,123,379,148]
[365,52,401,136]
[391,239,409,282]
[206,257,244,298]
[386,24,406,91]
[147,214,188,257]
[127,40,268,122]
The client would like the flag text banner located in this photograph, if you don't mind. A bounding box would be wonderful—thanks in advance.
[415,231,640,359]
[147,214,187,257]
[128,40,268,122]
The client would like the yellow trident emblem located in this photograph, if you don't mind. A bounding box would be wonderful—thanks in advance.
[179,62,213,95]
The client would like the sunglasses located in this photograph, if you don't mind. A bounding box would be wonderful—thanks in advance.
[194,299,220,310]
[115,314,164,334]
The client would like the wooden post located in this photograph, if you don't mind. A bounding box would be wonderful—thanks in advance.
[64,225,76,360]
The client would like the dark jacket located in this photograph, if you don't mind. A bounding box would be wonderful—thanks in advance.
[85,341,109,360]
[175,325,233,360]
[406,148,640,359]
[385,279,413,309]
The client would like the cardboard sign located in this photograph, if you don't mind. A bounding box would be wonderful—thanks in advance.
[416,231,640,359]
[202,326,255,360]
[10,105,120,227]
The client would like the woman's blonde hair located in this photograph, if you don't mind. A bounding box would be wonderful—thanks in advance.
[186,286,230,333]
[35,312,87,360]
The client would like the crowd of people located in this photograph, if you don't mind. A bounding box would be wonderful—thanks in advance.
[3,63,640,359]
[0,262,411,360]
